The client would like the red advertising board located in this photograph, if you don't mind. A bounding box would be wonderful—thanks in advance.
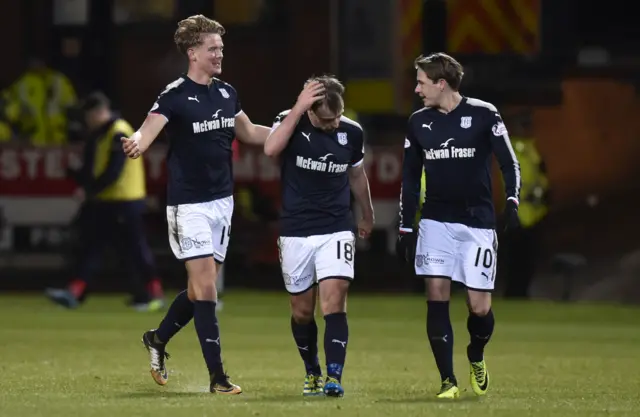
[0,144,404,199]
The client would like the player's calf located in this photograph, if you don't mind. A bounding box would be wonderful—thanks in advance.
[425,278,457,393]
[466,292,494,396]
[187,257,235,391]
[319,278,350,396]
[291,290,322,377]
[154,290,194,343]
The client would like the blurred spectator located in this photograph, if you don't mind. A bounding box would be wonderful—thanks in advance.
[45,92,165,311]
[0,90,21,142]
[501,111,549,299]
[2,56,77,145]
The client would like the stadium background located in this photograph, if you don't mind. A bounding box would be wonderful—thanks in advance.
[2,2,640,417]
[0,0,639,302]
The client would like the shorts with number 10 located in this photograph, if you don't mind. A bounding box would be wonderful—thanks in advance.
[278,231,356,294]
[415,219,498,292]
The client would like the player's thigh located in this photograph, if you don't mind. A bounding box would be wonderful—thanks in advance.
[206,196,234,264]
[315,231,354,314]
[415,220,456,300]
[166,203,215,261]
[315,231,355,281]
[455,227,498,293]
[185,256,217,300]
[278,236,317,295]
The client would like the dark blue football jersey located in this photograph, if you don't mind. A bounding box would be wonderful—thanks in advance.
[399,97,521,230]
[273,111,365,237]
[150,75,242,206]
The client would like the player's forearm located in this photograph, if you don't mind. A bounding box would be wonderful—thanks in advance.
[399,170,421,232]
[496,149,521,200]
[264,108,304,157]
[491,133,521,201]
[134,118,164,153]
[349,170,374,220]
[399,184,419,232]
[238,123,271,145]
[399,149,422,231]
[501,166,521,203]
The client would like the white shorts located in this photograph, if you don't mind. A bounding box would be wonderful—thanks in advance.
[278,231,356,294]
[166,196,234,262]
[415,219,498,291]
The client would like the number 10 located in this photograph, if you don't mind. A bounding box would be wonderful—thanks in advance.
[474,247,493,268]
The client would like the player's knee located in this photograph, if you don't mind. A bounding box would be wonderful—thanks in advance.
[469,305,491,316]
[190,281,217,301]
[291,308,314,323]
[467,296,491,316]
[290,296,315,322]
[425,277,451,301]
[187,285,197,301]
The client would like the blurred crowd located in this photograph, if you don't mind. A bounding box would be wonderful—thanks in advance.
[0,56,80,146]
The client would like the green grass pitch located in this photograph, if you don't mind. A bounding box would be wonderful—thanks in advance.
[1,291,639,416]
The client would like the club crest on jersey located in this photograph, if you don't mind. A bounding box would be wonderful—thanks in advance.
[460,116,472,129]
[337,132,348,145]
[219,88,230,99]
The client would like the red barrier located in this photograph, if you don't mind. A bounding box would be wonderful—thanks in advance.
[0,144,404,199]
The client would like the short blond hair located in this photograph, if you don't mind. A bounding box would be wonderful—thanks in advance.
[174,15,225,55]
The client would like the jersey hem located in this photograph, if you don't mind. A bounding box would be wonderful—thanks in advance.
[166,190,234,207]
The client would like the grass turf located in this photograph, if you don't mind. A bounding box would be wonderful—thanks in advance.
[1,291,639,416]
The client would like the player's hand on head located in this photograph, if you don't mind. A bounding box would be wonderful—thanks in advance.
[395,230,417,264]
[294,81,325,113]
[121,136,142,159]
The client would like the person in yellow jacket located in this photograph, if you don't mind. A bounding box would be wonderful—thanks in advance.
[0,90,21,142]
[6,57,77,145]
[45,92,165,311]
[501,114,549,298]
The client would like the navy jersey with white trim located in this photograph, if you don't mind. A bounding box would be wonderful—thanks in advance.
[150,76,242,206]
[274,110,365,237]
[399,97,521,230]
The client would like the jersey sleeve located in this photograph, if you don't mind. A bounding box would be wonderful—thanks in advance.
[271,110,295,156]
[488,111,521,204]
[399,119,423,232]
[351,128,365,167]
[271,110,289,131]
[149,79,184,121]
[234,94,242,116]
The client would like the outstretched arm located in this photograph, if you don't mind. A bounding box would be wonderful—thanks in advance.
[235,112,271,145]
[122,113,168,159]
